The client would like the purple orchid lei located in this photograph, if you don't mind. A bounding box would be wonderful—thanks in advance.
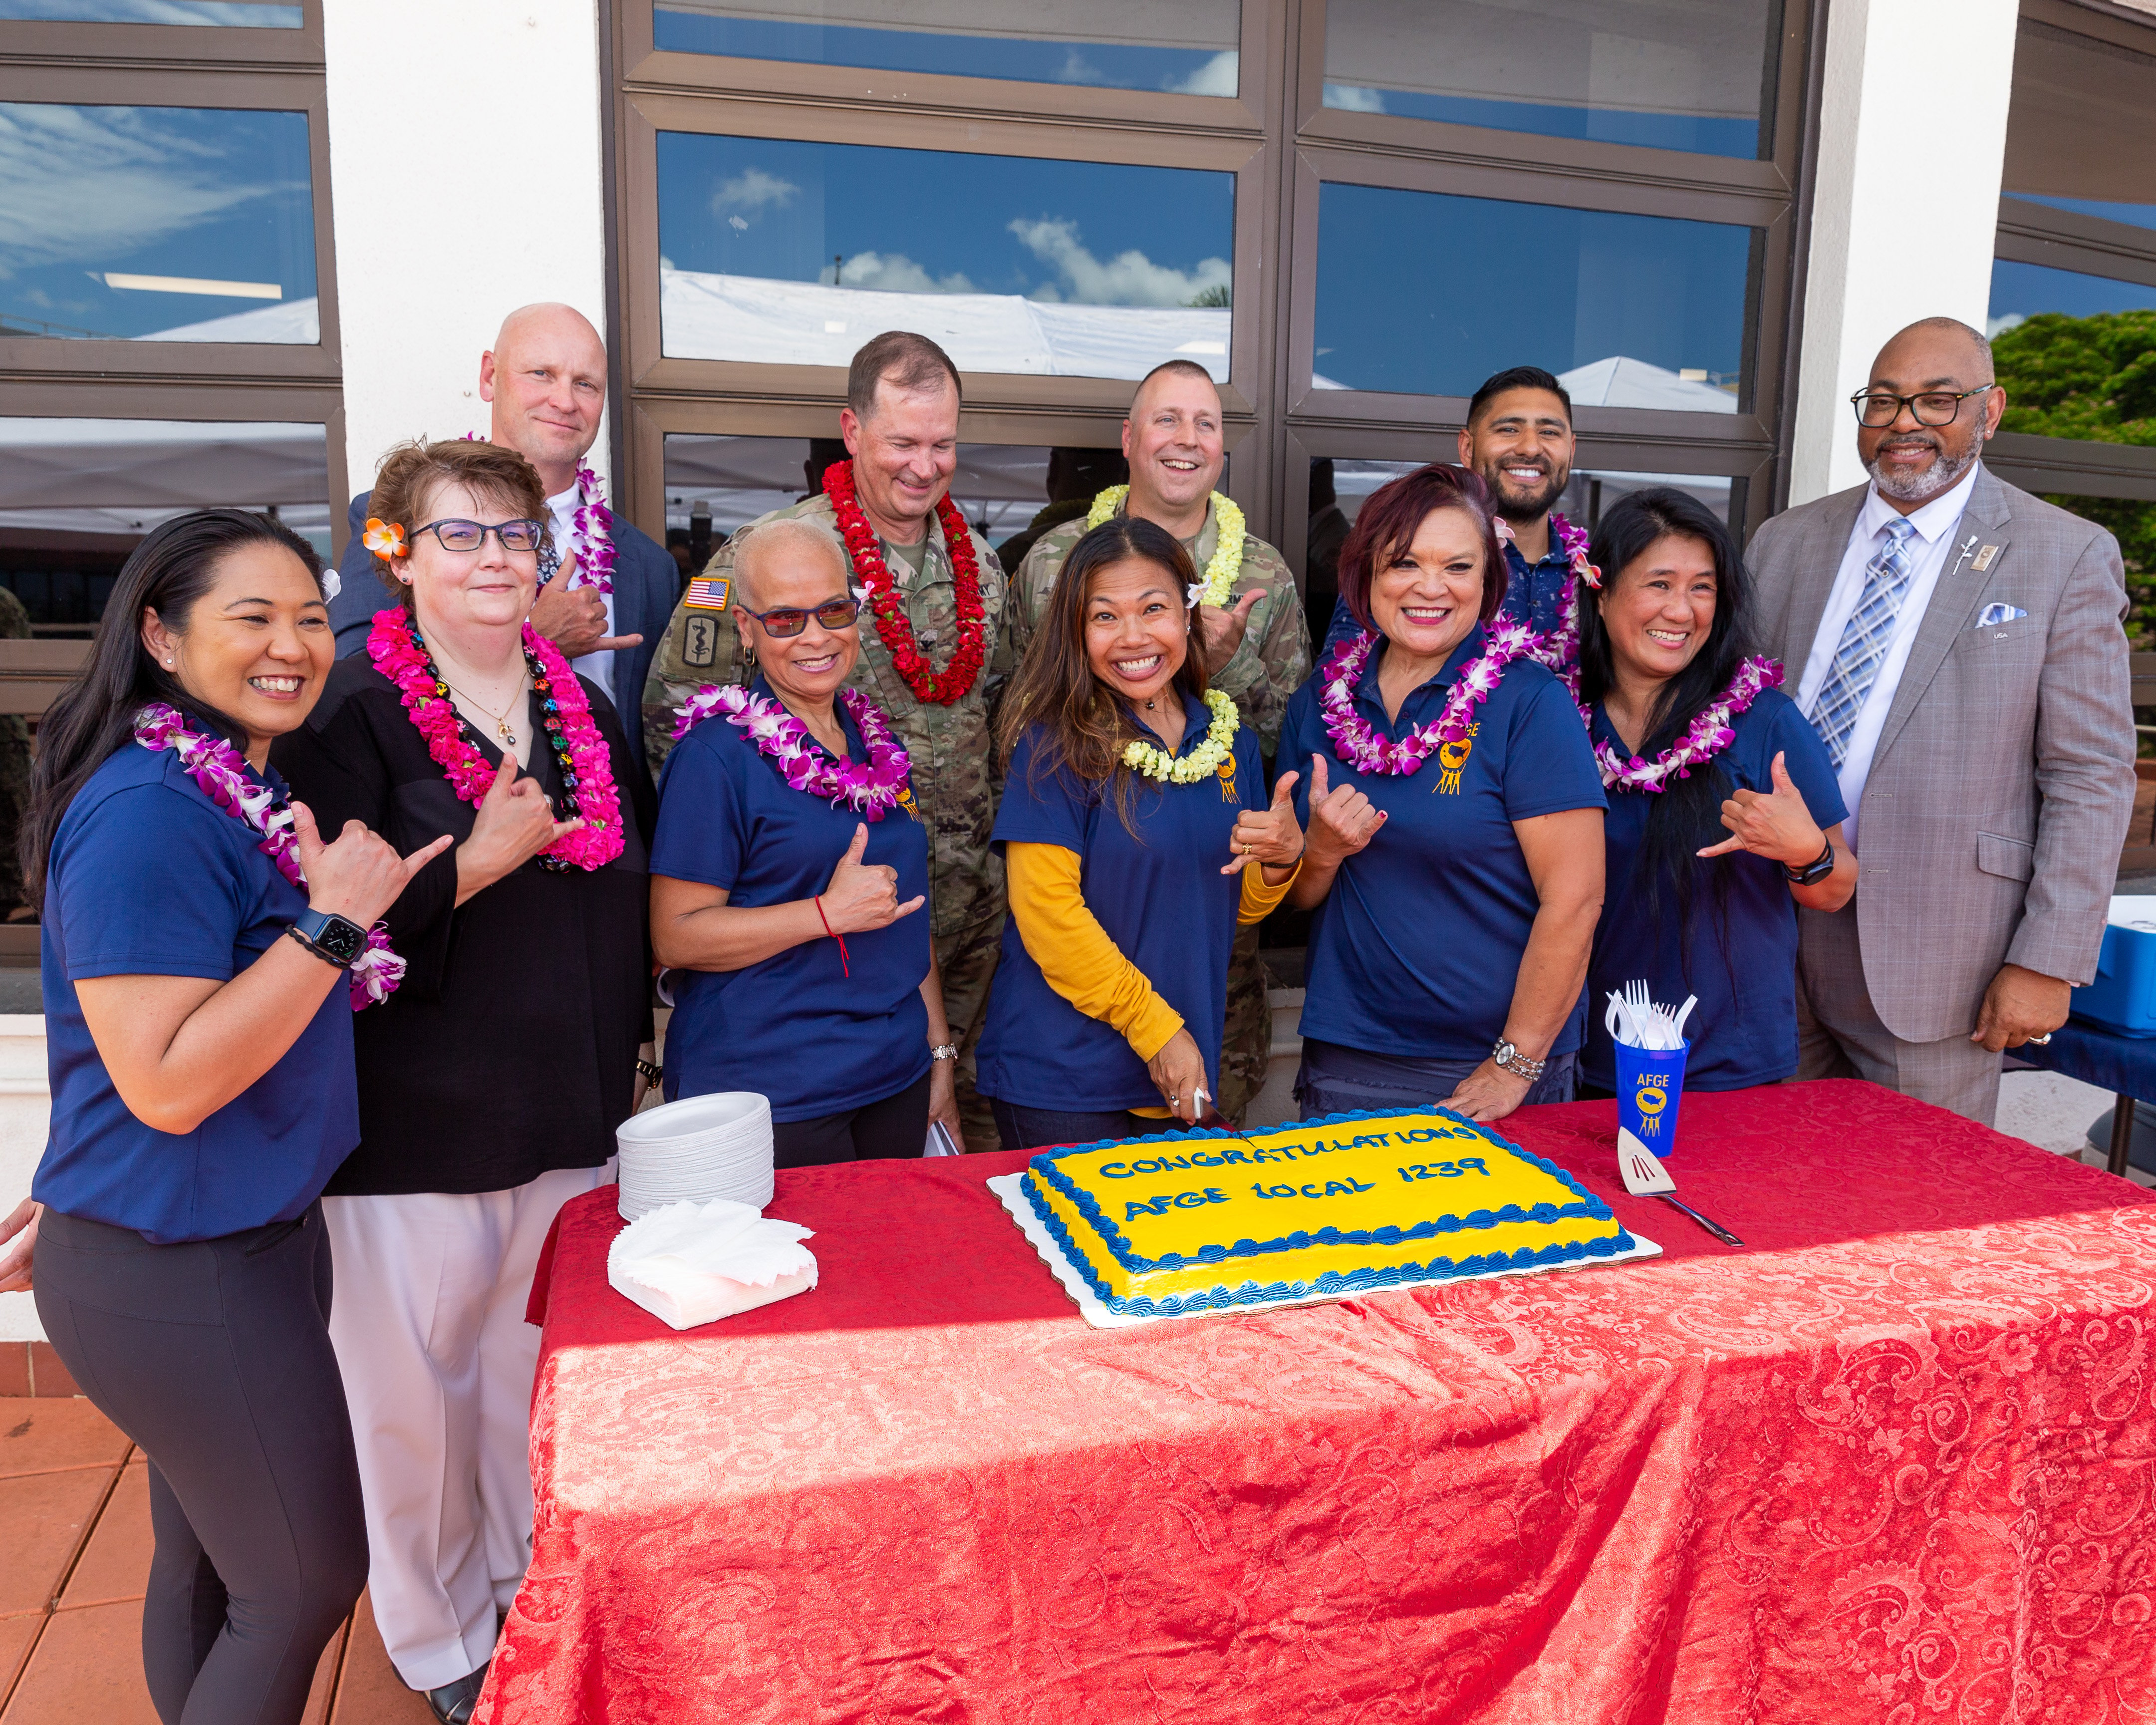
[132,703,404,1008]
[1500,511,1599,692]
[1319,617,1538,776]
[674,683,915,819]
[1584,655,1784,793]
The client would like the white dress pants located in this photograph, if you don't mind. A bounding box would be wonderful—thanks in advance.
[322,1163,611,1691]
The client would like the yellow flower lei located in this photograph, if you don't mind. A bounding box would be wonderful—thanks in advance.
[1123,687,1240,783]
[1086,487,1246,608]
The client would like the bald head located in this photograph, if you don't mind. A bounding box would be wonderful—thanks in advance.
[1874,315,1993,384]
[730,515,851,611]
[481,303,609,493]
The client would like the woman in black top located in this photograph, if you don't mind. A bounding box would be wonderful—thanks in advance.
[271,438,653,1723]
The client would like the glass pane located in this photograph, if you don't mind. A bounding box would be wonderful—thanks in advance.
[654,0,1239,96]
[1991,299,2156,451]
[1323,0,1780,160]
[1305,455,1733,649]
[0,1,298,19]
[2044,493,2156,648]
[1989,262,2156,346]
[657,135,1234,381]
[0,105,317,343]
[0,418,329,629]
[1315,184,1754,403]
[2002,19,2156,234]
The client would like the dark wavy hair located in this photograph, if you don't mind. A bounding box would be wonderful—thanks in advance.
[997,516,1207,833]
[1336,463,1509,631]
[20,509,326,908]
[1576,486,1755,977]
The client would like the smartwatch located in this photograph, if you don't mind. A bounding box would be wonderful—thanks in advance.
[1784,838,1837,887]
[287,908,369,968]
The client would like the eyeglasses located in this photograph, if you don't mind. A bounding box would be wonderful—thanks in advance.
[411,518,547,553]
[741,597,861,637]
[1848,385,1994,428]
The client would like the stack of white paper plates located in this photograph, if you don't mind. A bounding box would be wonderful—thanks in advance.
[616,1091,775,1221]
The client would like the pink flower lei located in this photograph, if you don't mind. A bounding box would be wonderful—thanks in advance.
[1585,655,1785,793]
[1500,511,1600,693]
[674,683,915,820]
[1319,618,1538,776]
[132,703,404,1009]
[366,609,625,869]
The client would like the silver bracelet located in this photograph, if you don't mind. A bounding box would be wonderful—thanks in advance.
[929,1043,959,1062]
[1491,1038,1548,1083]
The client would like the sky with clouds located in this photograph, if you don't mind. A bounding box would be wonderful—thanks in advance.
[660,134,1234,315]
[0,102,315,340]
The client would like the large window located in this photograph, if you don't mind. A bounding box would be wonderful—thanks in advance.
[0,0,344,599]
[609,0,1810,578]
[1988,2,2156,667]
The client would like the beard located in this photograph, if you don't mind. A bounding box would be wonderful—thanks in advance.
[1478,458,1569,521]
[1867,431,1983,503]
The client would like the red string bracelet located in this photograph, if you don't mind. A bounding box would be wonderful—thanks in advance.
[813,895,850,977]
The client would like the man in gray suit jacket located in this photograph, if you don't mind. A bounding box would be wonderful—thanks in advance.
[1747,316,2136,1125]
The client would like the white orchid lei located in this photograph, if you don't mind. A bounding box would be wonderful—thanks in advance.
[1123,687,1240,783]
[1086,486,1246,609]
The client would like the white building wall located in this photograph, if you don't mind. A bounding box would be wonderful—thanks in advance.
[320,0,612,500]
[0,1018,53,1343]
[1787,0,2021,506]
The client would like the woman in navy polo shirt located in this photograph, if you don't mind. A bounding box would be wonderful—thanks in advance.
[1280,464,1606,1122]
[1578,487,1854,1095]
[652,516,963,1164]
[19,510,443,1725]
[977,517,1305,1149]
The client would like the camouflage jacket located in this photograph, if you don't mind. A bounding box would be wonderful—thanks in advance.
[1012,496,1312,754]
[642,491,1012,938]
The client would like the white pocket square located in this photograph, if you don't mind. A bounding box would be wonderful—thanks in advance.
[1973,602,2027,628]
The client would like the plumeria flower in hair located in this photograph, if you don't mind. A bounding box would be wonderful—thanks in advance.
[1491,516,1516,549]
[1186,581,1208,610]
[1573,552,1603,590]
[363,518,407,560]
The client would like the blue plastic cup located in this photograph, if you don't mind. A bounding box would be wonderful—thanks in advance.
[1613,1037,1690,1157]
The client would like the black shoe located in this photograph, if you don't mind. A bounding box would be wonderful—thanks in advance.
[425,1663,489,1725]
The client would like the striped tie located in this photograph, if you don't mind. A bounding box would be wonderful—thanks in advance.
[1808,516,1918,768]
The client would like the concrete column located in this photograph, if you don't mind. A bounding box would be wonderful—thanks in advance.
[0,1018,52,1344]
[321,0,611,499]
[1787,0,2021,505]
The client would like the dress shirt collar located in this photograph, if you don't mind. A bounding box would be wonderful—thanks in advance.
[1856,461,1980,549]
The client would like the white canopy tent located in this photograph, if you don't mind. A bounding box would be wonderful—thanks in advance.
[0,417,330,541]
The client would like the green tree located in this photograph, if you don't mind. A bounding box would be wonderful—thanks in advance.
[1992,310,2156,644]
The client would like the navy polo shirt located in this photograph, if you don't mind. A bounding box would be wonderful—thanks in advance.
[1278,624,1606,1064]
[1582,687,1846,1093]
[977,690,1267,1113]
[1322,530,1578,656]
[652,678,931,1123]
[33,744,360,1244]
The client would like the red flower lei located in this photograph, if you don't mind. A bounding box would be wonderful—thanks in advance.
[822,460,986,705]
[365,609,625,871]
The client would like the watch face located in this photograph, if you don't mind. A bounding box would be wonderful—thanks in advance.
[309,914,368,964]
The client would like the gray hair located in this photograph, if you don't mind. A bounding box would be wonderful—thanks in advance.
[730,514,853,610]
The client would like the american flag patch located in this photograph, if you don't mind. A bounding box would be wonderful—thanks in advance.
[684,575,731,610]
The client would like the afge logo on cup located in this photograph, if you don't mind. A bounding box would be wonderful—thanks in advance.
[1632,1078,1671,1137]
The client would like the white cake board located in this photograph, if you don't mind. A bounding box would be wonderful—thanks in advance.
[988,1173,1662,1330]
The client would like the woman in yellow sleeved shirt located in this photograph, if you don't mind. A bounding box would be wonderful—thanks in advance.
[975,517,1304,1150]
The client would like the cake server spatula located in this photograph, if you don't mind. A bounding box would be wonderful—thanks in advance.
[1616,1127,1743,1247]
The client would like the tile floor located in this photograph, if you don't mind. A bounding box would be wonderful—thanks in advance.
[0,1399,432,1723]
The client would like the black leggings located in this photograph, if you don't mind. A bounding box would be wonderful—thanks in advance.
[34,1203,369,1725]
[771,1071,933,1167]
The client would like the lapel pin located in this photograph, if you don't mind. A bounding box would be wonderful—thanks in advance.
[1971,545,2001,572]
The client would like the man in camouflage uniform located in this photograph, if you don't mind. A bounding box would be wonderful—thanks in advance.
[644,331,1011,1150]
[1012,359,1312,1123]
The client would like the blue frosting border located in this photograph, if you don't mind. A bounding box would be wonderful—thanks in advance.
[1019,1166,1638,1317]
[1026,1107,1616,1275]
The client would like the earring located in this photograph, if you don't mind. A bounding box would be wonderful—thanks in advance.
[164,657,173,667]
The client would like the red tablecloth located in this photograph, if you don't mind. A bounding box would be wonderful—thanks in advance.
[478,1082,2156,1724]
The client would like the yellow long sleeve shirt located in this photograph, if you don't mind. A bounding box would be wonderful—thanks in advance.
[1004,843,1298,1115]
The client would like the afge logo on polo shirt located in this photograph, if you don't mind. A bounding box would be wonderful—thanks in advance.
[1216,755,1237,803]
[1436,723,1478,794]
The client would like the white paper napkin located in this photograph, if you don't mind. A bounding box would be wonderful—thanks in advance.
[606,1198,818,1331]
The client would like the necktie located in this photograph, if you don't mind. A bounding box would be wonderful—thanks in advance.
[1808,516,1918,768]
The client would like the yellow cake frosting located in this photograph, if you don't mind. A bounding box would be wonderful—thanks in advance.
[1019,1108,1633,1315]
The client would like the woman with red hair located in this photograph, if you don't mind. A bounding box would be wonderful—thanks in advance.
[1277,464,1606,1123]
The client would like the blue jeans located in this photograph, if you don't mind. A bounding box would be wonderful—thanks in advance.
[991,1099,1158,1152]
[1294,1038,1578,1120]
